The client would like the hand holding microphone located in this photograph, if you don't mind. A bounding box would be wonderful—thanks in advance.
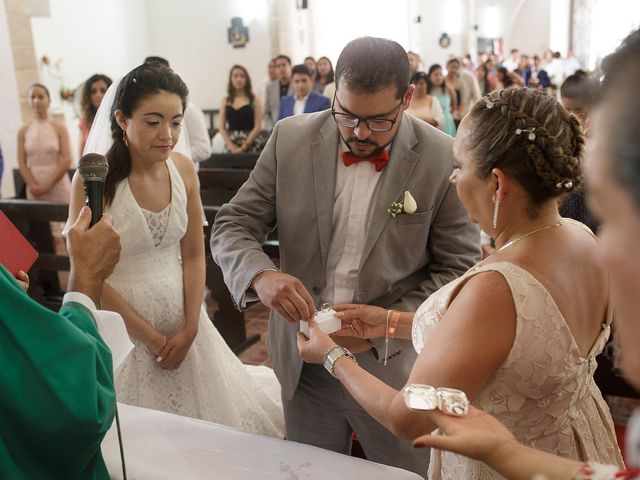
[78,153,109,227]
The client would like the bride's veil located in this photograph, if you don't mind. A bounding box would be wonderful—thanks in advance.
[83,74,192,157]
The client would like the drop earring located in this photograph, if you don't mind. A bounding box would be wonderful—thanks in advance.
[492,196,500,231]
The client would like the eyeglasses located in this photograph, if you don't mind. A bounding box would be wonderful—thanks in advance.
[331,94,402,133]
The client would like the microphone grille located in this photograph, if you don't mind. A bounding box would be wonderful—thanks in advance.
[78,153,108,181]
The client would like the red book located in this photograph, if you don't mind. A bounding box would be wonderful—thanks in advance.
[0,210,39,276]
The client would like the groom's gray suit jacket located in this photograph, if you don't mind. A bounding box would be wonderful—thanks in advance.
[211,110,480,399]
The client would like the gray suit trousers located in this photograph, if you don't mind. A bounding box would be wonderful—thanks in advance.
[283,354,429,479]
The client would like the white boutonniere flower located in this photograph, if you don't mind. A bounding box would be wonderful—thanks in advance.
[388,191,418,218]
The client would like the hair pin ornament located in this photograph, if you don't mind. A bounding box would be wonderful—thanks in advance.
[515,127,536,141]
[555,179,574,190]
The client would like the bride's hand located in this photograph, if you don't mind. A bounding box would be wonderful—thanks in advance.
[332,304,388,339]
[157,328,197,370]
[145,330,167,356]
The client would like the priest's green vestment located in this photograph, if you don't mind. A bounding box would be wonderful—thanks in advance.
[0,265,115,479]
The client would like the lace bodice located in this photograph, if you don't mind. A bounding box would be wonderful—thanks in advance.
[140,205,171,247]
[413,260,623,479]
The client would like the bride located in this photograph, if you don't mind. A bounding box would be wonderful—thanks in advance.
[67,63,284,437]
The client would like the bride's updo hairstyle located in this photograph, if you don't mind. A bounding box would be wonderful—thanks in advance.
[104,63,189,205]
[465,87,584,216]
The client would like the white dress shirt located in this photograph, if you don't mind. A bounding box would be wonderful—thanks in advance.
[321,144,385,305]
[63,291,134,375]
[293,94,309,116]
[183,101,212,165]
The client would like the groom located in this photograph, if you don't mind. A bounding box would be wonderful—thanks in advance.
[211,36,480,476]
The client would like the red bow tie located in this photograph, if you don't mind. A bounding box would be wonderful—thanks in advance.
[341,149,390,172]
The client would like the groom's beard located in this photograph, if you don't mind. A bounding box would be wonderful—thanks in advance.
[340,133,393,158]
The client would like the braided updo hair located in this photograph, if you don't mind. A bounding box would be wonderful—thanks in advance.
[465,88,584,209]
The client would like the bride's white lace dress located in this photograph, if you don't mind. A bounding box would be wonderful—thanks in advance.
[105,157,284,437]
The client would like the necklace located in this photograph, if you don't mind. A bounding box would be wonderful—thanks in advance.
[474,220,564,270]
[494,220,564,256]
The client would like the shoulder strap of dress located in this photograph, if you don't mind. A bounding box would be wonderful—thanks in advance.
[445,261,516,308]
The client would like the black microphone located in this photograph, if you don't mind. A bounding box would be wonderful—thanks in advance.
[78,153,109,227]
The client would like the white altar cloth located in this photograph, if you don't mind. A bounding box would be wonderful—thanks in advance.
[103,403,424,479]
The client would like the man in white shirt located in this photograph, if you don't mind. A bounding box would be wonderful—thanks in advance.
[278,64,331,120]
[502,48,520,71]
[212,36,480,476]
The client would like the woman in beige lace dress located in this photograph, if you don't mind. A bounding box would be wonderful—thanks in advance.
[298,87,623,479]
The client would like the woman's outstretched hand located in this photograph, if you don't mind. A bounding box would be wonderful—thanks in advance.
[412,405,517,465]
[332,304,388,339]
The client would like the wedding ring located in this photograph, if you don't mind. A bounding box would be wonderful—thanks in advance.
[402,384,469,417]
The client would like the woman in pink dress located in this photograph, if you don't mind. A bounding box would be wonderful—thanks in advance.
[17,83,72,270]
[17,83,72,203]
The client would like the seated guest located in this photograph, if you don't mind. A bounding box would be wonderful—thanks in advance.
[413,28,640,480]
[407,71,444,130]
[304,56,317,84]
[298,87,624,479]
[513,54,530,80]
[315,56,335,95]
[496,66,523,90]
[408,50,422,76]
[523,55,552,89]
[1,206,132,479]
[215,64,267,154]
[559,72,599,233]
[560,72,595,133]
[277,64,331,120]
[429,63,458,136]
[475,62,496,96]
[264,54,293,130]
[78,74,112,157]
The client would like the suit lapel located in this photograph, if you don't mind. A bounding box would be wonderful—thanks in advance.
[312,115,339,272]
[359,113,420,268]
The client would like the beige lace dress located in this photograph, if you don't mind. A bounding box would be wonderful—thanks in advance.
[413,258,624,479]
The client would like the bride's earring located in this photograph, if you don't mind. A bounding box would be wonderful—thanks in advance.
[123,131,129,147]
[492,196,500,231]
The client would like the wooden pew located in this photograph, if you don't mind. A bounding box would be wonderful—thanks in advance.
[0,199,69,310]
[198,167,251,206]
[198,167,279,257]
[201,153,259,170]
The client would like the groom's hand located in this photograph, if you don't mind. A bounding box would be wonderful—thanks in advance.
[252,271,315,324]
